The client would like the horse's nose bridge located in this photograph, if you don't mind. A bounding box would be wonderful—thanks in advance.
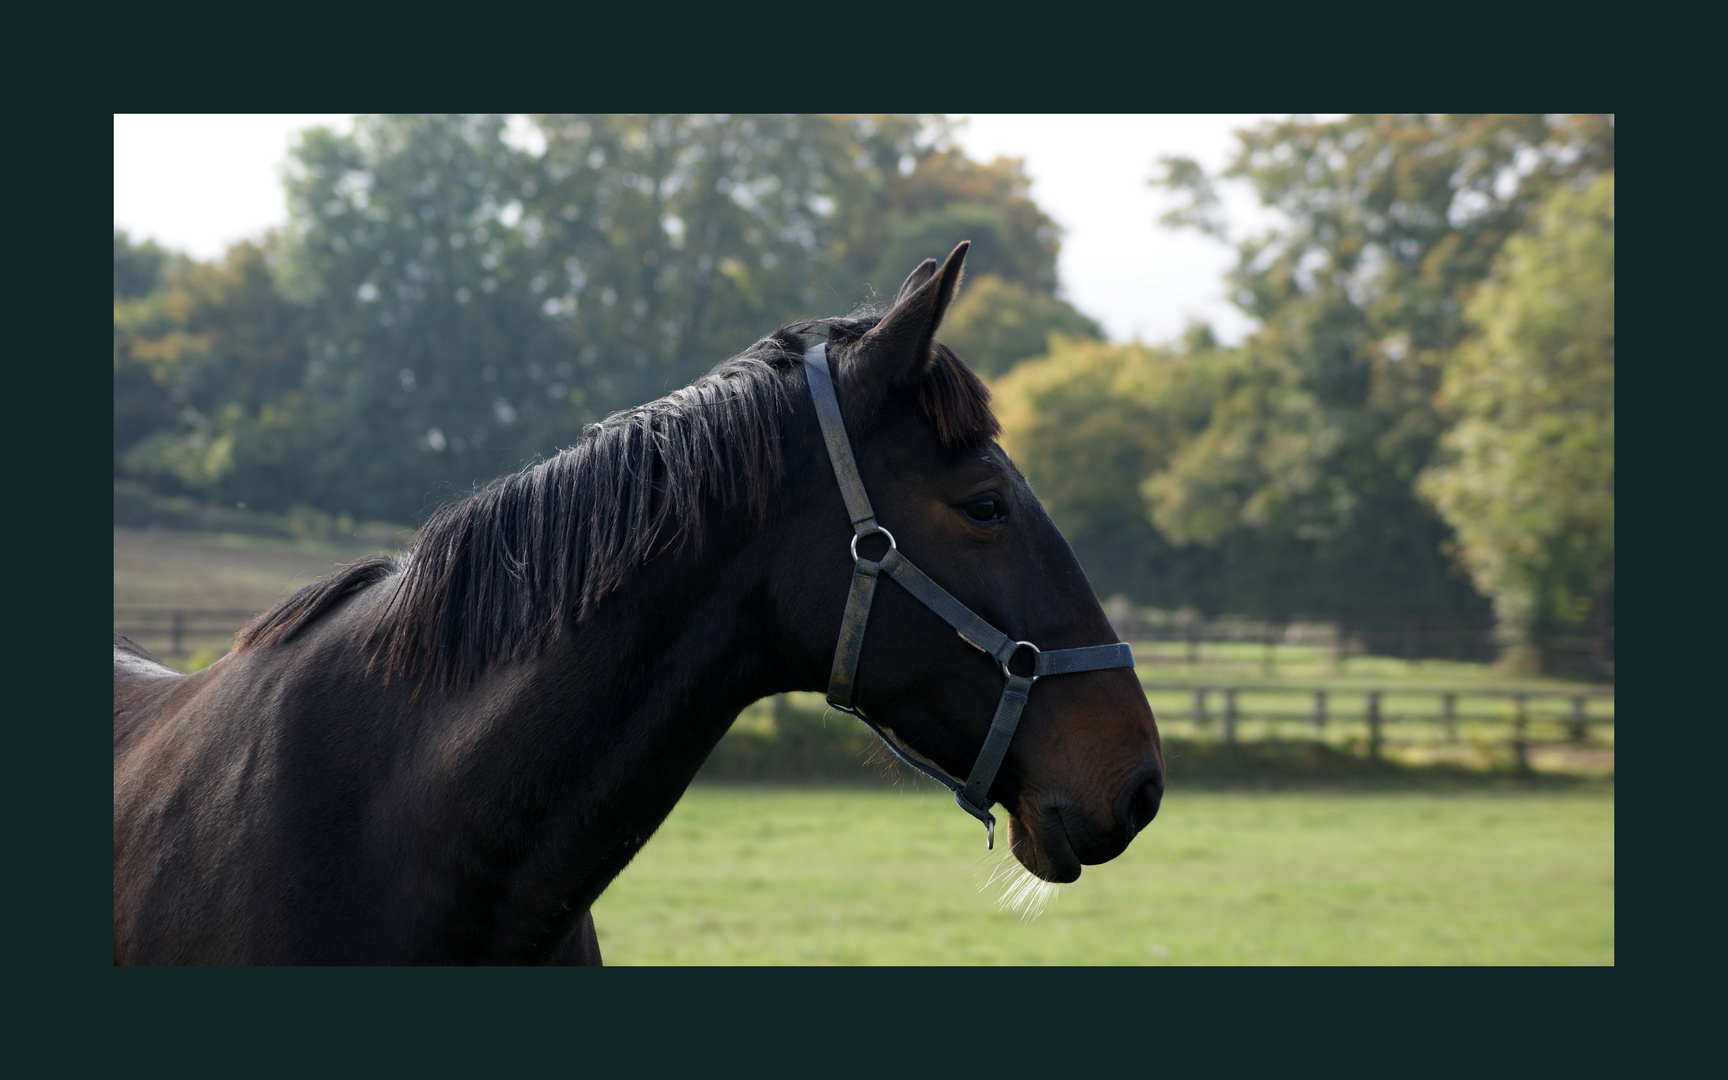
[1018,664,1158,789]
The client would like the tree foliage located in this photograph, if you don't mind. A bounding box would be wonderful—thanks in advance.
[114,231,182,469]
[114,232,302,488]
[993,336,1219,606]
[113,114,1086,525]
[1419,173,1614,670]
[111,114,1613,663]
[1147,114,1613,623]
[838,148,1064,298]
[940,275,1102,377]
[524,114,929,412]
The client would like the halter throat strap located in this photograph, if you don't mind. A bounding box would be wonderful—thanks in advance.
[801,342,1134,848]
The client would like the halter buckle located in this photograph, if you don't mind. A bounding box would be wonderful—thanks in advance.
[1001,640,1040,681]
[850,526,897,564]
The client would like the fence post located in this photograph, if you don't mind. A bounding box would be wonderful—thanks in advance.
[171,610,185,656]
[1568,696,1588,743]
[1186,624,1200,665]
[1313,690,1327,738]
[1512,694,1531,776]
[1442,692,1458,744]
[1366,691,1382,763]
[1191,688,1207,732]
[1222,689,1237,746]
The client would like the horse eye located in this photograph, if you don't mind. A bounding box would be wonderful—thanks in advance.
[962,495,1006,523]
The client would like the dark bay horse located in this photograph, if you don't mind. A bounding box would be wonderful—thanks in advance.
[113,243,1163,964]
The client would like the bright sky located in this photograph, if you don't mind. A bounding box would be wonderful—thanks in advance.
[113,114,1278,346]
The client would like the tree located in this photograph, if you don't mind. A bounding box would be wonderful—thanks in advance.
[114,115,1103,527]
[114,229,181,300]
[993,336,1220,607]
[270,114,951,522]
[1150,115,1614,624]
[278,114,563,521]
[117,237,308,501]
[115,230,196,474]
[1420,173,1614,673]
[939,274,1103,378]
[523,114,932,415]
[837,148,1065,300]
[831,143,1099,377]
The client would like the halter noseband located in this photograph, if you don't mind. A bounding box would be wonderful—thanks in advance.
[803,343,1135,848]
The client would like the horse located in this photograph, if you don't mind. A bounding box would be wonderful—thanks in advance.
[113,242,1164,965]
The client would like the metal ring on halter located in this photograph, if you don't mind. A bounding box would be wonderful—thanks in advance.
[1002,640,1041,681]
[850,526,897,564]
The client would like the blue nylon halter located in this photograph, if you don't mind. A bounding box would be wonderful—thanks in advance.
[802,343,1135,848]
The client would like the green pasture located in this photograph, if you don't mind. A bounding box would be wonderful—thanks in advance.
[591,785,1614,965]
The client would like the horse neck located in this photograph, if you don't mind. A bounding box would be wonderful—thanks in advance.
[399,477,805,958]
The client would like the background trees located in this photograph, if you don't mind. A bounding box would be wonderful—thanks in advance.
[1420,173,1614,672]
[1139,114,1614,664]
[993,334,1217,607]
[113,114,1614,674]
[116,114,1094,522]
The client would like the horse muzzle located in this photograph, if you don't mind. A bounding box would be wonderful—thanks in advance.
[1010,761,1164,883]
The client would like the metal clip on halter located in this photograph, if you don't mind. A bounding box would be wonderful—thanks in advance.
[802,342,1135,849]
[851,527,895,563]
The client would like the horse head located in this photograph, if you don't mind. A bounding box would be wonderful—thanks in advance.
[774,242,1164,883]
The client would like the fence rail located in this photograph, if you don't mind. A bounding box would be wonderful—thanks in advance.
[1106,606,1614,679]
[113,607,259,656]
[1140,682,1614,774]
[113,609,1617,776]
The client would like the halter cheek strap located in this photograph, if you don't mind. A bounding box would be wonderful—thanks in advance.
[803,343,1134,848]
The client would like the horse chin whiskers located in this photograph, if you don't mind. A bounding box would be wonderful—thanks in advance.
[975,848,1060,923]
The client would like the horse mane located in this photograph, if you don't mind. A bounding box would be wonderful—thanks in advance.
[233,319,999,693]
[234,555,401,654]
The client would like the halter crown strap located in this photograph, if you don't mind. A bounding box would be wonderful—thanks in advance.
[801,342,1134,848]
[803,347,878,537]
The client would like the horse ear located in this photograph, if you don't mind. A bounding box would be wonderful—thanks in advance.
[846,241,969,409]
[893,257,940,306]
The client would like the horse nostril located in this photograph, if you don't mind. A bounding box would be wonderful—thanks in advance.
[1125,771,1163,840]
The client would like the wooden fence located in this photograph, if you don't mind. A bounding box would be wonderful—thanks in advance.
[1107,607,1613,679]
[1141,682,1615,774]
[111,608,1616,776]
[112,607,259,657]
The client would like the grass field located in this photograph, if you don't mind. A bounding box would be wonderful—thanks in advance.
[590,785,1614,965]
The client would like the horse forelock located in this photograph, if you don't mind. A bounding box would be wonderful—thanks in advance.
[920,342,1001,449]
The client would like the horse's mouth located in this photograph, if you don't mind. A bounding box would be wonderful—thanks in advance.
[1007,807,1083,884]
